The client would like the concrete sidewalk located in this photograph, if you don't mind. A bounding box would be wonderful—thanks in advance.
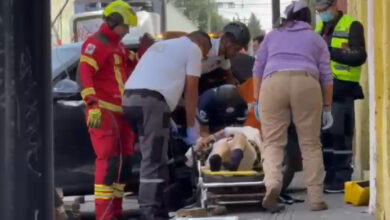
[72,172,373,220]
[225,192,372,220]
[74,192,372,220]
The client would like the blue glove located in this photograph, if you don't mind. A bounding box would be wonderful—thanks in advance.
[254,102,260,122]
[184,126,198,146]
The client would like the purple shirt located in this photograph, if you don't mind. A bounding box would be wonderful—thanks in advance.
[253,21,333,85]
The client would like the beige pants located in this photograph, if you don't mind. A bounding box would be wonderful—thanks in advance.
[259,71,325,204]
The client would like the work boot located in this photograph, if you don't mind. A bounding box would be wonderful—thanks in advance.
[310,202,328,211]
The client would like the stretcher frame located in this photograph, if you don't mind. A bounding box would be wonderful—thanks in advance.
[196,160,265,208]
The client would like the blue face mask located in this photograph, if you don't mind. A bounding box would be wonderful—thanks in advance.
[319,11,334,22]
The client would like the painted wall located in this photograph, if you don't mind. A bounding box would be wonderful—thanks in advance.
[348,0,390,219]
[346,0,370,181]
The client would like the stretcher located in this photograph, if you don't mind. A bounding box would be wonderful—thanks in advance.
[193,144,265,209]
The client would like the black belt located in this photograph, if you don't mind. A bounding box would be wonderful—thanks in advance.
[124,89,166,102]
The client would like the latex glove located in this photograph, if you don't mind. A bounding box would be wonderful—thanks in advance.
[87,108,102,129]
[322,108,334,130]
[170,119,179,134]
[184,126,198,146]
[254,102,260,122]
[185,147,194,167]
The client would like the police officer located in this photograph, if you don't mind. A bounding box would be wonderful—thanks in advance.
[199,22,251,94]
[78,1,153,219]
[315,0,367,193]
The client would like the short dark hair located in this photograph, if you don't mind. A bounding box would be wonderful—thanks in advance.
[188,30,212,49]
[279,7,312,28]
[253,35,265,44]
[221,32,239,45]
[104,13,124,29]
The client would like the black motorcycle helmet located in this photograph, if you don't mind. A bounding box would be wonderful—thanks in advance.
[223,21,251,48]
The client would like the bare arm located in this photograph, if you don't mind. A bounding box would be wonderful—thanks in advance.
[322,83,333,109]
[225,69,239,85]
[199,124,210,137]
[184,75,199,127]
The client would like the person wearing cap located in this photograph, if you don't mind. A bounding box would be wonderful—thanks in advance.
[315,0,367,194]
[78,1,154,219]
[253,1,333,212]
[199,21,251,94]
[122,31,211,220]
[196,84,249,136]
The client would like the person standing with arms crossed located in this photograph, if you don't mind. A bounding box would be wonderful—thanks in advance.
[315,0,367,193]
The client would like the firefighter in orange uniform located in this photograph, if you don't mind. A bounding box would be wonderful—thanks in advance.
[78,1,153,219]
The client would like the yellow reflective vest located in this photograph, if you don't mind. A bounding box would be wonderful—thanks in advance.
[315,15,361,82]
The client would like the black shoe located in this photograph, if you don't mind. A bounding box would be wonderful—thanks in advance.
[324,172,334,185]
[278,193,294,204]
[278,193,305,204]
[324,183,344,194]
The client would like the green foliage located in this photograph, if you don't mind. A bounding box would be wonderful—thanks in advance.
[172,0,230,32]
[247,13,264,39]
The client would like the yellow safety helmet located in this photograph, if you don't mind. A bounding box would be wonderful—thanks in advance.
[103,0,137,27]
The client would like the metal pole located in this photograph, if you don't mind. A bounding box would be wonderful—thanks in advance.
[272,0,280,28]
[208,0,211,32]
[0,0,54,219]
[153,0,166,32]
[302,0,317,27]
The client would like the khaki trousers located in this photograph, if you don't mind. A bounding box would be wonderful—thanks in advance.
[259,71,325,205]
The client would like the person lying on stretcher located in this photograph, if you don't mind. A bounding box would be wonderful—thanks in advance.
[196,126,262,172]
[187,84,304,204]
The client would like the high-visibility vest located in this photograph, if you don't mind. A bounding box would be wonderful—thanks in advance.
[315,15,361,82]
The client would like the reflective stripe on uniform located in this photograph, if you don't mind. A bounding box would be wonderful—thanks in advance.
[140,178,165,183]
[323,149,353,155]
[323,149,333,153]
[333,150,353,155]
[236,116,247,121]
[81,87,96,99]
[98,100,123,113]
[80,55,99,71]
[95,184,114,200]
[332,31,350,38]
[114,66,125,95]
[113,54,125,96]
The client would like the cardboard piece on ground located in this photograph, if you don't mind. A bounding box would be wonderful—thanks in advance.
[176,217,238,220]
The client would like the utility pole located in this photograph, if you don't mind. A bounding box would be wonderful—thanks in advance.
[0,0,54,219]
[272,0,280,28]
[302,0,317,27]
[208,0,211,32]
[153,0,166,32]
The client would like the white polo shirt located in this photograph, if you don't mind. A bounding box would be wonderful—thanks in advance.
[125,37,202,111]
[201,38,231,74]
